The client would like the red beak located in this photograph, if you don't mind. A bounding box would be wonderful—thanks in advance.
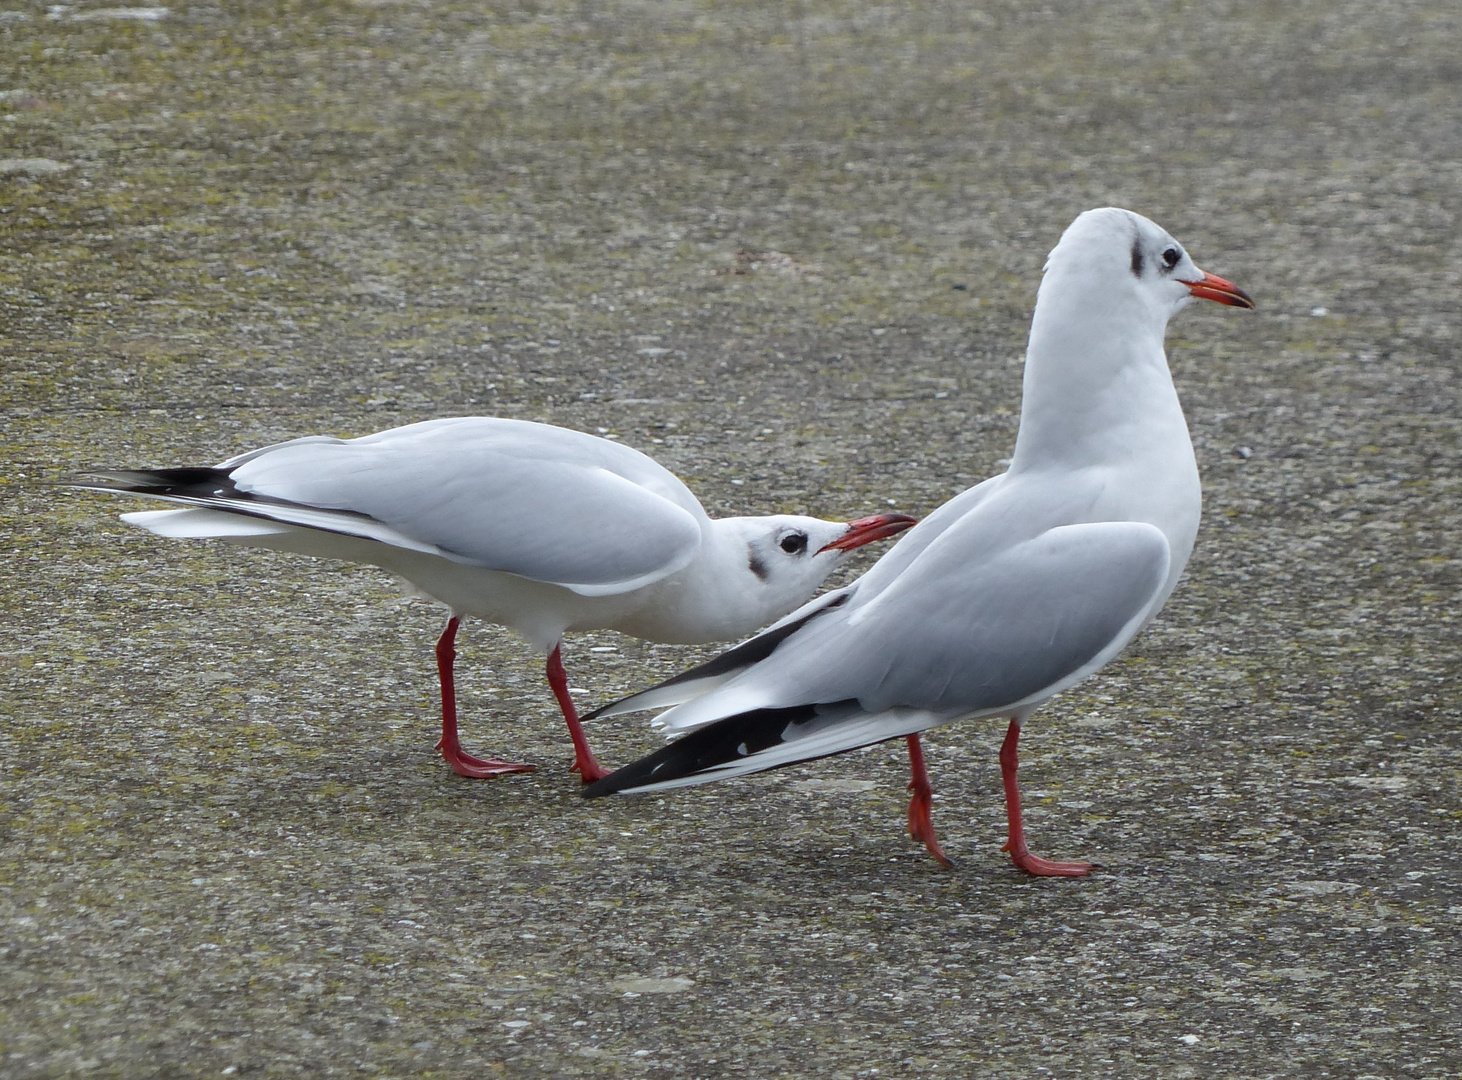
[1180,270,1256,309]
[817,513,918,554]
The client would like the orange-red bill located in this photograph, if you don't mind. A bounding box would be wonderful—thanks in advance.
[1181,270,1255,309]
[817,512,918,554]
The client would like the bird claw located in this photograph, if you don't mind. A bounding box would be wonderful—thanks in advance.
[1001,840,1092,877]
[439,741,536,779]
[570,755,614,784]
[906,788,954,868]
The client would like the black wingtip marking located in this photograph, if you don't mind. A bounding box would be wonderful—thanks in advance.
[76,467,239,497]
[74,466,277,508]
[75,466,381,518]
[582,704,838,797]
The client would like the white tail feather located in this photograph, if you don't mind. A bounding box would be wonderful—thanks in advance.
[120,508,291,538]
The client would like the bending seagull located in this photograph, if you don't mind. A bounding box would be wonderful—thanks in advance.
[585,208,1254,872]
[68,417,915,782]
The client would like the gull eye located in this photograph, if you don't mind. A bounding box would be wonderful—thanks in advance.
[779,532,809,555]
[1161,247,1181,270]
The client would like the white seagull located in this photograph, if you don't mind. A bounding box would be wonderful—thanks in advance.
[68,417,915,782]
[584,207,1255,872]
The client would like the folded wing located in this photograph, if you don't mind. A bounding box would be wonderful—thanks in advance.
[586,518,1171,795]
[80,418,707,597]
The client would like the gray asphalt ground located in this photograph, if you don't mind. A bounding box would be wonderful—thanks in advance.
[2,2,1459,1077]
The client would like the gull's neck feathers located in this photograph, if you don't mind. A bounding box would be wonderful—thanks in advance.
[1010,214,1188,475]
[630,519,767,643]
[615,517,826,645]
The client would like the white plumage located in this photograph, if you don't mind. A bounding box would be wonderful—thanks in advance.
[587,208,1255,872]
[71,417,915,781]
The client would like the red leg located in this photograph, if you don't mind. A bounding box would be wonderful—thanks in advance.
[434,616,534,778]
[906,733,953,867]
[545,643,611,783]
[999,719,1091,876]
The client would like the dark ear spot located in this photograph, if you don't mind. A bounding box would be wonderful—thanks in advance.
[748,552,769,580]
[1130,241,1144,278]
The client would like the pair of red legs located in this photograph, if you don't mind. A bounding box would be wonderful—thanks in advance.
[432,616,612,784]
[904,721,1093,877]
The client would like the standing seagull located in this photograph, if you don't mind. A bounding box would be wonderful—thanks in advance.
[67,417,915,782]
[585,208,1254,871]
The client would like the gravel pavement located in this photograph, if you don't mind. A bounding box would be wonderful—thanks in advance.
[1,2,1459,1077]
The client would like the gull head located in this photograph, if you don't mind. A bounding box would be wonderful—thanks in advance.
[632,511,915,644]
[734,512,916,593]
[1042,207,1254,325]
[685,511,916,630]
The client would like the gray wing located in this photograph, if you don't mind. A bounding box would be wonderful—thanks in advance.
[655,518,1172,732]
[223,418,706,594]
[842,473,1005,597]
[591,474,1009,718]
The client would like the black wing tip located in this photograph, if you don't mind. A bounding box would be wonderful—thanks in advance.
[582,769,634,798]
[61,467,234,496]
[580,703,835,799]
[581,736,707,798]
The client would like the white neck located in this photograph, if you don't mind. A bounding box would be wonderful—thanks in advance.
[1011,270,1188,472]
[1006,265,1202,594]
[614,520,803,645]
